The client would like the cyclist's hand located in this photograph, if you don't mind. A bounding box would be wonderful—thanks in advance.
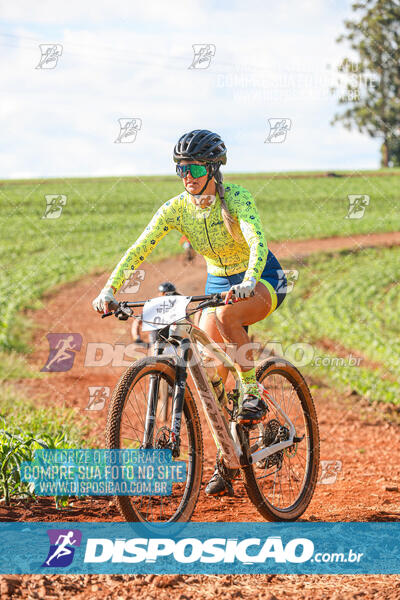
[92,287,116,314]
[225,278,256,303]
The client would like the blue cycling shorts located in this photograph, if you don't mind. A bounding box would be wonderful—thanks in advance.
[205,250,287,317]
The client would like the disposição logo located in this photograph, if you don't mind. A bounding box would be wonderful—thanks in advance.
[84,536,314,564]
[42,529,82,567]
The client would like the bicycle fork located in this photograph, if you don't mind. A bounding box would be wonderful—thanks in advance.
[168,339,191,457]
[142,342,190,457]
[142,369,160,449]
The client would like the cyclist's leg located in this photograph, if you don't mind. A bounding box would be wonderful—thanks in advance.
[215,284,276,424]
[200,273,266,385]
[199,308,230,382]
[204,267,284,494]
[199,307,222,341]
[131,316,145,344]
[214,251,287,374]
[201,274,236,383]
[214,282,273,360]
[200,308,248,336]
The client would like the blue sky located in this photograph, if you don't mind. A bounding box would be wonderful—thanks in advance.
[1,0,382,179]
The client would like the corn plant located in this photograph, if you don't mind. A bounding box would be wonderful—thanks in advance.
[0,419,74,507]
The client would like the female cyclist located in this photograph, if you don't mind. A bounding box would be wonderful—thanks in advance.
[93,129,287,496]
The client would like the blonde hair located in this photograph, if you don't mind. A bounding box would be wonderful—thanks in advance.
[214,168,242,242]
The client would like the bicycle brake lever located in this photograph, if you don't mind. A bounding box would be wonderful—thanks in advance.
[101,299,120,318]
[115,305,133,321]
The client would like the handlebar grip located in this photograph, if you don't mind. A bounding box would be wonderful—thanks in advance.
[108,300,119,311]
[101,299,119,317]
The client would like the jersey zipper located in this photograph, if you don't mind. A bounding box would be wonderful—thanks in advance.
[203,219,228,276]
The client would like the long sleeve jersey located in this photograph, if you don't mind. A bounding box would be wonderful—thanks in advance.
[106,183,269,292]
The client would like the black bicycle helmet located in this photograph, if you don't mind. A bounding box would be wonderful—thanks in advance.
[173,130,227,165]
[158,281,177,294]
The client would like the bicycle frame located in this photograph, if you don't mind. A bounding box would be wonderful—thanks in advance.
[104,297,317,522]
[106,298,298,470]
[167,320,297,470]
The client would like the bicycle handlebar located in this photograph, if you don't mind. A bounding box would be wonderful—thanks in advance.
[128,292,229,307]
[101,292,231,320]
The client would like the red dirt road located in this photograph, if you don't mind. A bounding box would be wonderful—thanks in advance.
[2,234,400,598]
[269,231,400,259]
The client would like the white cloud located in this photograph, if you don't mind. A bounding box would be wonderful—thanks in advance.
[1,0,380,179]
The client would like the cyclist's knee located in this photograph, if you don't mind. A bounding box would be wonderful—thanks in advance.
[200,308,214,331]
[215,306,243,331]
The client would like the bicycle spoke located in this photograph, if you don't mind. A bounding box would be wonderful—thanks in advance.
[252,367,312,512]
[115,369,194,523]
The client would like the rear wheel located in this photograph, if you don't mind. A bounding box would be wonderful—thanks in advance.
[240,357,320,521]
[106,357,203,523]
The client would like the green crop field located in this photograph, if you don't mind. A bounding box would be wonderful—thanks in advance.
[257,246,400,405]
[1,171,399,355]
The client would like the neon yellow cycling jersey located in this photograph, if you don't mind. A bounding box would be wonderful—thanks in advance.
[106,183,269,292]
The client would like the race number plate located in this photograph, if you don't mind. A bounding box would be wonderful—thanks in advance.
[141,295,191,331]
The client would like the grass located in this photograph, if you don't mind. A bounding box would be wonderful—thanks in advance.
[0,385,90,505]
[0,385,89,443]
[256,246,400,405]
[1,171,399,352]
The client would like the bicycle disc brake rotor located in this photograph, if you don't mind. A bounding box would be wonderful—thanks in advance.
[155,426,181,458]
[155,426,173,449]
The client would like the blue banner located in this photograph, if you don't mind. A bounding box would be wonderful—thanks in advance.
[20,449,186,496]
[0,522,399,574]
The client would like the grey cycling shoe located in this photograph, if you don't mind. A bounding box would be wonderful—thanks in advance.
[237,394,268,425]
[205,454,237,497]
[205,469,235,497]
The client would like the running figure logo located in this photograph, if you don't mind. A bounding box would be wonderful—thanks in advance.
[120,269,145,294]
[276,269,299,294]
[265,118,292,143]
[42,195,67,219]
[188,44,216,69]
[36,44,63,69]
[42,529,82,567]
[41,333,82,372]
[319,460,342,485]
[192,195,216,219]
[346,195,370,219]
[86,386,110,411]
[114,118,142,143]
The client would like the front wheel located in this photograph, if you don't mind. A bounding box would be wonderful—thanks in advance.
[106,357,203,523]
[240,357,320,521]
